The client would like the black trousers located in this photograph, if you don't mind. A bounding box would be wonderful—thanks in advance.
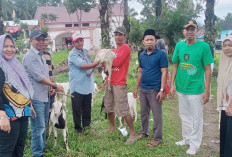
[0,117,28,157]
[220,110,232,157]
[71,92,92,133]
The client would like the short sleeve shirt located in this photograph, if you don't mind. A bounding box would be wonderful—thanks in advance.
[68,47,94,95]
[172,40,214,94]
[139,48,168,91]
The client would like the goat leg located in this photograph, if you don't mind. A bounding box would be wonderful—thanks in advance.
[54,127,58,146]
[48,120,53,139]
[87,66,97,77]
[62,127,69,151]
[118,116,123,128]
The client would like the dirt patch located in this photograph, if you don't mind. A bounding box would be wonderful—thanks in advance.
[201,98,220,156]
[53,60,69,75]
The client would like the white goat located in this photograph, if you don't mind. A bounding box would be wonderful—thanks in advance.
[87,46,116,91]
[118,92,138,128]
[56,82,70,112]
[91,83,99,106]
[48,100,69,151]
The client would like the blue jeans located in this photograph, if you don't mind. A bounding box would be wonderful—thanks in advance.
[30,100,49,156]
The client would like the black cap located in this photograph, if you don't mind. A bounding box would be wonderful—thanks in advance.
[155,34,161,39]
[143,29,156,39]
[30,30,48,38]
[183,19,198,29]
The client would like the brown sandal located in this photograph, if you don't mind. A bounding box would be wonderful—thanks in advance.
[147,140,161,147]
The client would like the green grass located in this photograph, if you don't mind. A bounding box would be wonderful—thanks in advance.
[23,51,220,157]
[50,49,70,68]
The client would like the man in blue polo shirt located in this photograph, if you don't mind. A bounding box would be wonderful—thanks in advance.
[134,29,168,147]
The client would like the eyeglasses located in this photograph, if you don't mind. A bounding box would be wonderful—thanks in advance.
[34,37,46,42]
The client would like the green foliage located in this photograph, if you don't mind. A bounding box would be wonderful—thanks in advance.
[129,19,143,45]
[20,22,29,30]
[212,53,220,77]
[13,18,20,24]
[14,39,24,52]
[40,13,58,23]
[37,0,63,6]
[51,49,69,68]
[65,0,95,13]
[41,25,49,32]
[131,0,200,53]
[1,0,61,20]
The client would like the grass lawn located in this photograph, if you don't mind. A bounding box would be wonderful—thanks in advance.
[23,51,220,157]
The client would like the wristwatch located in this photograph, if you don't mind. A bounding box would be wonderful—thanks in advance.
[160,88,165,92]
[53,83,57,89]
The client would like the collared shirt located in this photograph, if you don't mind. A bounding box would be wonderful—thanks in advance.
[22,46,49,102]
[68,47,94,95]
[139,48,168,91]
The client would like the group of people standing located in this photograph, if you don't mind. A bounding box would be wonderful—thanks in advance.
[0,30,64,157]
[0,19,231,157]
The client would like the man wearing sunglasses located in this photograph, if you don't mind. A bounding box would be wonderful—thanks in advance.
[23,30,64,157]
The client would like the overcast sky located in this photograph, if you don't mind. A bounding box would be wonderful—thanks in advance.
[130,0,232,25]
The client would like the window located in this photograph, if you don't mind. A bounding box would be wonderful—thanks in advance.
[74,24,79,27]
[82,23,89,27]
[65,24,72,27]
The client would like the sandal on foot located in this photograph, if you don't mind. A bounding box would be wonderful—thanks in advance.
[147,140,161,147]
[125,138,137,145]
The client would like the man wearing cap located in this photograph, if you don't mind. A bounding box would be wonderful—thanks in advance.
[103,26,137,144]
[170,20,213,155]
[23,30,64,157]
[133,29,168,147]
[68,33,99,135]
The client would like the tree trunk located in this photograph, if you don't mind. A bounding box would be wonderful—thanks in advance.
[99,0,111,48]
[0,0,4,35]
[205,0,216,57]
[123,0,130,43]
[155,0,162,17]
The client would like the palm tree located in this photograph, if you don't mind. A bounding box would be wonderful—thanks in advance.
[0,0,4,35]
[205,0,216,54]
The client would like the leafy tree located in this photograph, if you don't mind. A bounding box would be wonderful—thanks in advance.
[13,17,20,24]
[155,0,162,17]
[204,0,216,55]
[1,0,13,20]
[37,0,63,6]
[12,0,37,20]
[65,0,95,33]
[99,0,118,48]
[218,13,232,30]
[123,0,130,43]
[40,13,58,23]
[129,18,143,46]
[136,0,201,53]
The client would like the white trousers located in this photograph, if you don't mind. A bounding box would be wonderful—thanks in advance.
[177,92,203,150]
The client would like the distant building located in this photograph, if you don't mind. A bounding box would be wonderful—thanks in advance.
[34,4,124,51]
[4,20,39,34]
[196,21,232,50]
